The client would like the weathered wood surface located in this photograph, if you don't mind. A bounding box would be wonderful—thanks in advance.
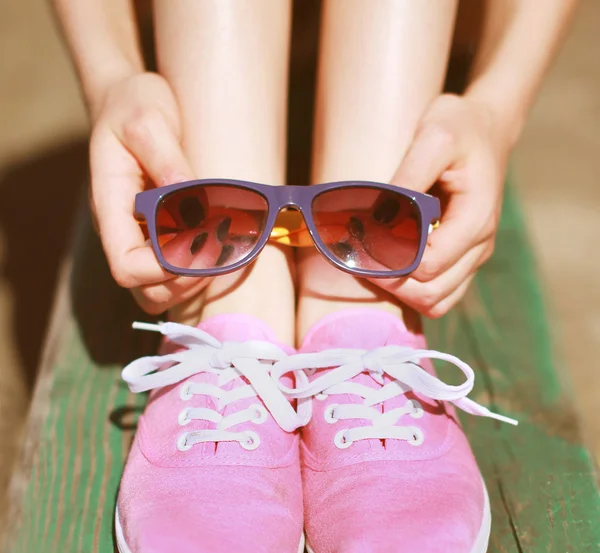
[5,209,160,553]
[5,183,600,553]
[424,185,600,552]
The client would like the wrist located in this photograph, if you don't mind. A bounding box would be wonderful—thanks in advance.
[84,63,144,122]
[463,81,528,152]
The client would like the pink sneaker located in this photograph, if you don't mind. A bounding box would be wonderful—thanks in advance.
[116,314,305,553]
[273,309,516,553]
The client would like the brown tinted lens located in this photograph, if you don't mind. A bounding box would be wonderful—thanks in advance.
[156,185,268,271]
[312,187,421,272]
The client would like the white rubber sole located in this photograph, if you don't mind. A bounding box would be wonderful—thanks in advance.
[471,481,492,553]
[115,507,131,553]
[115,506,306,553]
[306,481,491,553]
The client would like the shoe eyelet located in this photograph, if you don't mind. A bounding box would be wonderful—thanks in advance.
[334,430,353,449]
[177,433,192,452]
[315,393,328,401]
[180,383,192,401]
[408,399,424,419]
[408,428,425,447]
[324,404,339,424]
[178,407,192,426]
[240,431,261,451]
[251,404,268,424]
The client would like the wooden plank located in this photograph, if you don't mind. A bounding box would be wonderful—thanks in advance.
[424,184,600,552]
[5,208,159,553]
[5,181,600,553]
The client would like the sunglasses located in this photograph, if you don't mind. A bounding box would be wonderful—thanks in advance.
[135,179,440,278]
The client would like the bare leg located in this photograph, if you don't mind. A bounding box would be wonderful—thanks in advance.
[154,0,294,344]
[297,0,458,342]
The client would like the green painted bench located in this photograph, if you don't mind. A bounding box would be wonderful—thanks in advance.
[5,181,600,553]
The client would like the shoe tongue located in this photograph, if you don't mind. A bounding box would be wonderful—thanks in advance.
[198,314,277,342]
[300,308,422,352]
[197,314,294,353]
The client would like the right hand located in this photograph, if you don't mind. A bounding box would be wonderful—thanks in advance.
[89,72,211,314]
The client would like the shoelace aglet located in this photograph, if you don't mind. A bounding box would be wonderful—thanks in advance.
[456,397,518,426]
[490,412,519,426]
[132,321,163,333]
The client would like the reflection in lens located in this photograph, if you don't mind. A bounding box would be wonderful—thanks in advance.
[216,217,232,242]
[347,217,364,240]
[190,232,208,255]
[156,185,268,271]
[373,195,400,224]
[312,187,421,273]
[215,244,235,267]
[178,196,206,228]
[330,241,358,266]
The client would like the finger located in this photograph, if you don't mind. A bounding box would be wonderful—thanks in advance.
[390,122,457,193]
[91,127,177,288]
[119,109,195,187]
[412,172,497,283]
[131,276,212,315]
[425,276,473,319]
[371,244,485,314]
[87,184,99,235]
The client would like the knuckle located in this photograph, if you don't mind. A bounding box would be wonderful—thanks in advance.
[111,270,134,290]
[481,217,498,239]
[110,266,135,289]
[416,284,442,311]
[138,298,167,316]
[139,286,168,307]
[421,121,455,151]
[425,303,449,319]
[108,257,138,289]
[132,288,169,315]
[122,109,162,145]
[418,258,442,282]
[480,239,496,264]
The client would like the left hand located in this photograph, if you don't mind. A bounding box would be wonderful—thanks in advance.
[371,93,513,318]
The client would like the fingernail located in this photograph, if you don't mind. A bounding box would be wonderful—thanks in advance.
[347,216,365,240]
[215,244,235,267]
[190,232,208,255]
[178,197,205,228]
[373,197,400,224]
[216,217,232,242]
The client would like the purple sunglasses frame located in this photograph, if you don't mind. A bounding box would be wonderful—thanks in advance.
[134,178,441,279]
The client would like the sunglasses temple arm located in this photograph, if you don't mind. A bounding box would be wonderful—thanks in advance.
[432,196,442,228]
[428,220,440,235]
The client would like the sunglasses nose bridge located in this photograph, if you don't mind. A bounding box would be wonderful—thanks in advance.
[269,186,314,247]
[273,185,303,212]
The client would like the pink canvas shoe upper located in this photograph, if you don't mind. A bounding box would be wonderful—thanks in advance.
[116,314,304,553]
[273,309,516,553]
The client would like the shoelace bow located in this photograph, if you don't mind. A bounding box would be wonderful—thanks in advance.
[271,346,517,447]
[123,323,517,450]
[121,322,304,451]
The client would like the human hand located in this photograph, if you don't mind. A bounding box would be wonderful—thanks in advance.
[371,93,512,318]
[89,72,211,314]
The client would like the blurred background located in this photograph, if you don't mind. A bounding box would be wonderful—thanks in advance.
[0,0,598,539]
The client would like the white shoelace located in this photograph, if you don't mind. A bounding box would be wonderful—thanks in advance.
[122,322,303,451]
[271,346,517,448]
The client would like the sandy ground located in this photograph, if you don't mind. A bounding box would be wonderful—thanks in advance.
[0,0,598,536]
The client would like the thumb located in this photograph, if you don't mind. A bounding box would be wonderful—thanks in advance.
[390,124,456,193]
